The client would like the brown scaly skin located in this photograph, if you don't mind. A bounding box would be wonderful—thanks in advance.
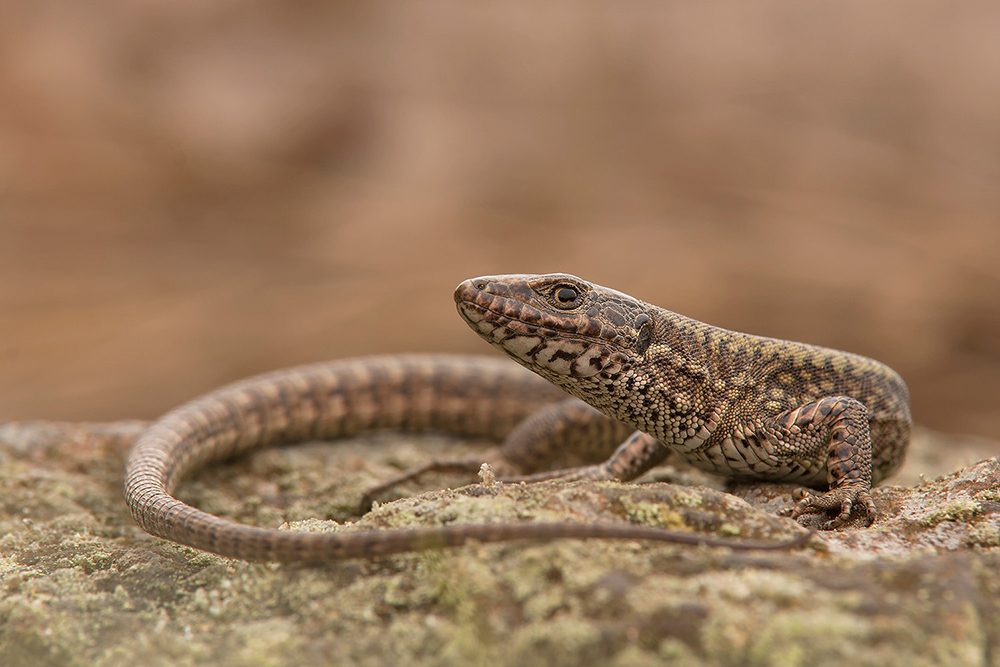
[455,274,911,529]
[124,271,904,562]
[125,355,811,562]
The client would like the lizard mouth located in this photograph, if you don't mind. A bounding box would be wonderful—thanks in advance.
[454,281,616,378]
[454,277,587,337]
[455,297,573,343]
[455,291,586,343]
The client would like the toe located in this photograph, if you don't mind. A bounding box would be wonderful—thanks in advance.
[789,484,877,530]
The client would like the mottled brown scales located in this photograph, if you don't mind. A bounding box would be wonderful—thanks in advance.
[125,273,908,562]
[454,274,911,529]
[125,355,809,561]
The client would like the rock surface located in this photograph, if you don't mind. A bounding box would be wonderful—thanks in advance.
[1,421,999,666]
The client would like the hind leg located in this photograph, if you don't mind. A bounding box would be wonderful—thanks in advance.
[359,398,632,511]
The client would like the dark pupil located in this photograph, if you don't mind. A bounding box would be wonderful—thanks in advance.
[556,287,578,303]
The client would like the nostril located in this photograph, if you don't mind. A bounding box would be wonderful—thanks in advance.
[475,280,487,290]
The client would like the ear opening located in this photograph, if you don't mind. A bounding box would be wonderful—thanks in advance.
[634,316,654,355]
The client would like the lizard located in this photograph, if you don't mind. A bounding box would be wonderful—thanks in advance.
[123,272,910,562]
[451,274,911,530]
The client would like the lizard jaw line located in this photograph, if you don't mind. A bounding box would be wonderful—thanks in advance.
[456,299,617,378]
[456,298,607,349]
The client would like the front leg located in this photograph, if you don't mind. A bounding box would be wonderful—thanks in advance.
[767,396,877,529]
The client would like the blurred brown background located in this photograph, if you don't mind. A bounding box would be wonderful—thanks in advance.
[1,3,998,437]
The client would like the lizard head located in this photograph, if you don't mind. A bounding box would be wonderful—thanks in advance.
[454,273,656,390]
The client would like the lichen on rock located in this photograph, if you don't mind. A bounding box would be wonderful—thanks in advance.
[0,422,999,666]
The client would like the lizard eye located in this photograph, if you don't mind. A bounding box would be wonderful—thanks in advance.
[553,286,580,307]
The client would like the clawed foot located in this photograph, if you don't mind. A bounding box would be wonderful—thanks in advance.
[790,484,877,530]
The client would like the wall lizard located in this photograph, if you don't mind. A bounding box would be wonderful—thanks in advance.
[125,273,910,561]
[454,274,910,529]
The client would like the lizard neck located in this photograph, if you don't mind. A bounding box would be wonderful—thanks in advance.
[613,309,718,442]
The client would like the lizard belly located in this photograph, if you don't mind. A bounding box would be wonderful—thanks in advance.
[674,434,827,486]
